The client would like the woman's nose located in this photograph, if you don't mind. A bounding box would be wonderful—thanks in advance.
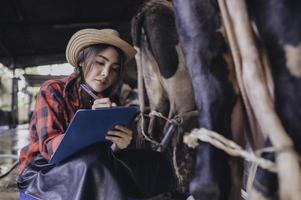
[101,71,107,77]
[101,66,110,78]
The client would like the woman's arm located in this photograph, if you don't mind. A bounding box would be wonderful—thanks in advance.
[34,82,68,159]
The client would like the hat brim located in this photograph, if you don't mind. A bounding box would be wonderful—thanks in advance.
[66,29,137,67]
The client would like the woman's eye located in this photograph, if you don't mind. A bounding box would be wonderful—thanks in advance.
[96,61,105,65]
[112,65,120,70]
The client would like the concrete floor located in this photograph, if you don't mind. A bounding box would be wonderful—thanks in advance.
[0,124,29,200]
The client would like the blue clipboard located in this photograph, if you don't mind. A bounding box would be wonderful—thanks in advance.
[49,106,138,164]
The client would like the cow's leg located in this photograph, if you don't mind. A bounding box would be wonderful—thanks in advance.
[224,52,245,200]
[228,1,301,199]
[140,45,169,142]
[132,1,199,196]
[245,0,301,198]
[173,0,238,199]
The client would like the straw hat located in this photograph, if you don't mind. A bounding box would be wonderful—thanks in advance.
[66,28,137,67]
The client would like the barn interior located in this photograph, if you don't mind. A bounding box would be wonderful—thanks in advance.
[1,0,300,199]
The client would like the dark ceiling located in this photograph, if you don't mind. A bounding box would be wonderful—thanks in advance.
[0,0,146,69]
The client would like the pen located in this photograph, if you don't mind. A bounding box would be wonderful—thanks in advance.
[80,83,98,100]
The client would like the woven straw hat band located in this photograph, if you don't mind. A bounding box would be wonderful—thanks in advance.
[66,29,136,67]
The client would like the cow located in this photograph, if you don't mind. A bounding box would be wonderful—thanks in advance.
[245,0,301,199]
[131,0,199,195]
[172,0,301,199]
[171,0,245,199]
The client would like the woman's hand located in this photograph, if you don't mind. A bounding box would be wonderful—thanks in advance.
[105,125,133,151]
[92,97,117,109]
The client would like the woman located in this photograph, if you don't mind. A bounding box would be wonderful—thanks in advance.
[17,29,174,200]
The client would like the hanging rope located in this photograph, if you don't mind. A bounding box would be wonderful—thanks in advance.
[137,109,199,147]
[184,128,278,173]
[138,112,161,146]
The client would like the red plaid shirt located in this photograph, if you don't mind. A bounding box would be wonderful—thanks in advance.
[19,73,81,174]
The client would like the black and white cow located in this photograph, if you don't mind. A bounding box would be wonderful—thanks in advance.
[131,0,199,194]
[246,0,301,199]
[173,0,301,199]
[172,1,244,199]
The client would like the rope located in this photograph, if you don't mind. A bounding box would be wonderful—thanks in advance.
[139,113,161,146]
[149,110,181,126]
[241,189,248,200]
[184,128,278,173]
[149,111,173,123]
[243,146,291,198]
[139,109,198,146]
[149,110,198,125]
[246,161,258,196]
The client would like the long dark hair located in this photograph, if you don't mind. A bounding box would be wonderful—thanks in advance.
[74,44,124,109]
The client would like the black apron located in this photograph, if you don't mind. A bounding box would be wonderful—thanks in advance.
[17,144,175,200]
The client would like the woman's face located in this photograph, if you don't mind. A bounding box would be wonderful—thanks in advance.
[84,46,121,93]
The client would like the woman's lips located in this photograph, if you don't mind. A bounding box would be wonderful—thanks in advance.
[95,79,106,85]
